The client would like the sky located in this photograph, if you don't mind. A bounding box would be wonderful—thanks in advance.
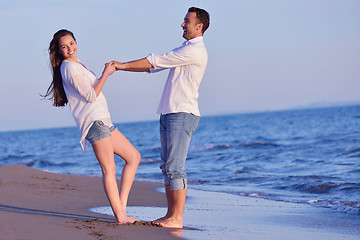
[1,0,359,132]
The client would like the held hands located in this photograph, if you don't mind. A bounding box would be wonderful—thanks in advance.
[103,62,116,77]
[105,58,151,72]
[106,61,125,71]
[94,62,115,96]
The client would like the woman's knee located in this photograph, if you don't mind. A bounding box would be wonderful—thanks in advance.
[132,150,141,166]
[99,160,116,176]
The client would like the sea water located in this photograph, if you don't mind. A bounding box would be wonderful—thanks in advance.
[1,105,360,216]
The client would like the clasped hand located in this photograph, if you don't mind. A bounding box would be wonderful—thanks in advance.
[103,61,116,77]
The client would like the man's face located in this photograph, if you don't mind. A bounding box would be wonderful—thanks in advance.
[181,12,203,40]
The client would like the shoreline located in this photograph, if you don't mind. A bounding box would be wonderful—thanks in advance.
[1,165,360,240]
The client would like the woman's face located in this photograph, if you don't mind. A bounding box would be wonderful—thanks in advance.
[58,34,78,61]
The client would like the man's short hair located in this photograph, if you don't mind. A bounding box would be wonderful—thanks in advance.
[188,7,210,34]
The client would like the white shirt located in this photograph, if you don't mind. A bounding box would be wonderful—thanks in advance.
[147,36,208,116]
[61,60,112,151]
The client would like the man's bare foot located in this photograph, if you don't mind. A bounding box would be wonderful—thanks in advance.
[116,216,138,224]
[155,217,183,228]
[153,215,168,224]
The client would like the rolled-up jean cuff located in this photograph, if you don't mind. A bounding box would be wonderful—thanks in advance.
[169,178,188,191]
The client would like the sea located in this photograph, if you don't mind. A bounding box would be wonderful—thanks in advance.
[1,105,360,217]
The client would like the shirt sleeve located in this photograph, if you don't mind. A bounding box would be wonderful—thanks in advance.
[148,67,167,74]
[147,44,197,70]
[62,62,97,103]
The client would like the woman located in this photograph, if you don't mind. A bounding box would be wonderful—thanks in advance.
[43,29,140,224]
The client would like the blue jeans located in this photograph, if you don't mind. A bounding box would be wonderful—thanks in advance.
[160,113,200,191]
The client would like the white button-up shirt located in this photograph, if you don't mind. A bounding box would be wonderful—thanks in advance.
[147,36,208,116]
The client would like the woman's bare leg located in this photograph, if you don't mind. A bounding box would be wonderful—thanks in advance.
[92,136,126,223]
[91,129,140,224]
[110,129,140,220]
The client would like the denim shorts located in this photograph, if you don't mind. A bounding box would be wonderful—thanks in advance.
[85,120,116,144]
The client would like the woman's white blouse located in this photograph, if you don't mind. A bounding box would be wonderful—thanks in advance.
[61,60,112,151]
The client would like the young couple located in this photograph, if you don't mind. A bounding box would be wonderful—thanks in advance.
[44,7,210,229]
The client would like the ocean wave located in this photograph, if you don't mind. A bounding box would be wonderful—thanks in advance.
[188,179,212,184]
[140,158,161,165]
[339,182,360,191]
[290,182,339,193]
[192,143,232,151]
[282,175,335,180]
[343,147,360,158]
[348,169,360,174]
[191,141,279,152]
[27,159,78,169]
[1,153,36,161]
[232,176,267,183]
[236,191,277,199]
[308,200,360,215]
[242,142,279,148]
[289,181,360,194]
[345,147,360,153]
[233,167,255,174]
[148,147,161,153]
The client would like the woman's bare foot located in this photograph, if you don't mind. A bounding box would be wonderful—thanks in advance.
[116,215,138,224]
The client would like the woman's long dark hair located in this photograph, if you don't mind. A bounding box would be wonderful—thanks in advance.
[42,29,75,107]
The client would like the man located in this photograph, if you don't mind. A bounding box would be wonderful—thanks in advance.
[112,7,210,228]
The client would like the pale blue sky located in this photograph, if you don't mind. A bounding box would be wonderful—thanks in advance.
[1,0,359,132]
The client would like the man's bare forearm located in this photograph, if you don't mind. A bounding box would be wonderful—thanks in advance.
[113,58,153,72]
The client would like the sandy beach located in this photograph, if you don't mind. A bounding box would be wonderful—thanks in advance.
[1,165,360,240]
[0,165,181,240]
